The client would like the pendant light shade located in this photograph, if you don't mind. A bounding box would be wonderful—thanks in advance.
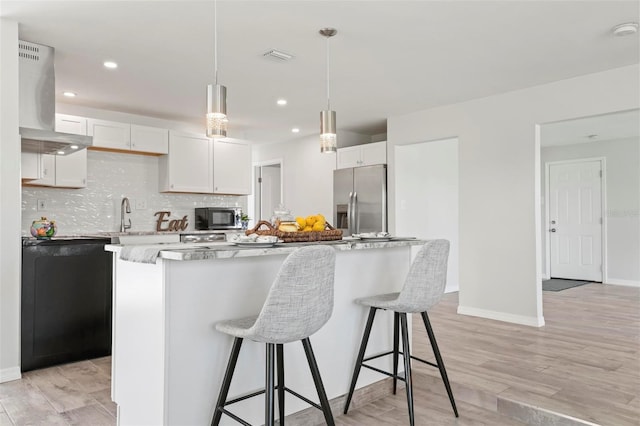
[207,84,227,138]
[320,110,336,153]
[206,0,227,139]
[319,28,337,153]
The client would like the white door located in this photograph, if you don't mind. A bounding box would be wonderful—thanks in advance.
[256,164,281,221]
[549,160,603,281]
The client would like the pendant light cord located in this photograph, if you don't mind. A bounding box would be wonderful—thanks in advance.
[214,0,218,85]
[326,35,331,110]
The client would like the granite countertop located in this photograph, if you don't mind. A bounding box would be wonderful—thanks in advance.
[107,238,425,263]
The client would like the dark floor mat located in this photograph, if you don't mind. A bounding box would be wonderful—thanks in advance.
[542,279,592,291]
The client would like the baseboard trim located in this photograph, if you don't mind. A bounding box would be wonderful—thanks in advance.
[605,278,640,287]
[541,273,550,280]
[0,367,21,383]
[457,305,545,327]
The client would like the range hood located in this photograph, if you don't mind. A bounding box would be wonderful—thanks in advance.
[19,40,92,155]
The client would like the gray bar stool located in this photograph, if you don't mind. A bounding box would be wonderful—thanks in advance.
[343,240,458,425]
[211,245,336,426]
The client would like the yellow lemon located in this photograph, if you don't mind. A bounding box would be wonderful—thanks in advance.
[296,217,306,229]
[305,215,316,227]
[312,221,325,231]
[303,226,313,232]
[316,213,325,223]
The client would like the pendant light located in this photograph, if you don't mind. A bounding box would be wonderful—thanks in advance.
[319,28,337,153]
[206,0,227,138]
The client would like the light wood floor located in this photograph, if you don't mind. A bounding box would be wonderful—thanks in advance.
[1,283,638,425]
[411,283,640,426]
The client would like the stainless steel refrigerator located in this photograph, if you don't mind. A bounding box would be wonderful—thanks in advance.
[333,164,387,235]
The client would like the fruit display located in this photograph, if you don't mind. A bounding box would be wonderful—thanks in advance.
[276,213,328,233]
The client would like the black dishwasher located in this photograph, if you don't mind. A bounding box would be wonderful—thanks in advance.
[21,237,112,372]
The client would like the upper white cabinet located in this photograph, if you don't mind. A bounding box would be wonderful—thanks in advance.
[130,124,169,154]
[87,118,168,155]
[55,114,87,135]
[159,131,213,193]
[88,118,131,151]
[336,141,387,169]
[55,150,87,188]
[22,150,87,188]
[213,139,251,195]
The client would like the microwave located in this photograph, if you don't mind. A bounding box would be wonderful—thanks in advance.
[195,207,242,230]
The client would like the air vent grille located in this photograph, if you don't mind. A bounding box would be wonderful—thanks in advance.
[19,42,40,61]
[263,49,295,61]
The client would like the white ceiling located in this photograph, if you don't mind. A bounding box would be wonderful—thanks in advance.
[541,109,640,147]
[1,1,638,145]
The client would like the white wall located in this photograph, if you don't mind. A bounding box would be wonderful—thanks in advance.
[0,19,22,382]
[395,138,459,293]
[252,135,336,222]
[541,137,640,285]
[388,64,640,327]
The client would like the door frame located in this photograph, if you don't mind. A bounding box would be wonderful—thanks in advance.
[544,157,607,282]
[251,158,284,223]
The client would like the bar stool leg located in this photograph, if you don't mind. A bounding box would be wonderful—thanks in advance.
[212,337,244,426]
[400,313,415,426]
[301,338,335,426]
[393,312,399,395]
[421,311,458,417]
[344,307,377,414]
[266,343,276,426]
[276,344,285,425]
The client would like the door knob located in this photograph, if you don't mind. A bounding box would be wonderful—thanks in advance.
[549,228,556,233]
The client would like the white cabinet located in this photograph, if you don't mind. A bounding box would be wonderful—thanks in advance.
[55,114,87,135]
[27,154,56,186]
[88,119,168,155]
[88,118,131,151]
[336,141,387,169]
[130,124,169,154]
[213,140,252,195]
[22,150,86,188]
[159,131,213,193]
[55,150,87,187]
[21,152,42,181]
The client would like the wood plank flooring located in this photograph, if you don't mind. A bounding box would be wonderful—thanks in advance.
[1,283,638,425]
[411,283,640,426]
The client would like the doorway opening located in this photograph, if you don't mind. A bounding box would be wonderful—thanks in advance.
[253,160,283,223]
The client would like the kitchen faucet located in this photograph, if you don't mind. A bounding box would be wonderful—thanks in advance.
[120,197,132,232]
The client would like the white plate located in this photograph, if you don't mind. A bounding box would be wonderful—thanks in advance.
[233,241,278,248]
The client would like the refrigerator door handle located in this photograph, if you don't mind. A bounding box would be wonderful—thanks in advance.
[347,192,354,235]
[353,192,358,234]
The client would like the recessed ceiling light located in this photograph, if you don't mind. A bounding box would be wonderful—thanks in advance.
[277,99,287,106]
[63,91,77,98]
[57,151,65,155]
[612,22,638,37]
[70,145,79,150]
[291,128,300,133]
[103,61,118,69]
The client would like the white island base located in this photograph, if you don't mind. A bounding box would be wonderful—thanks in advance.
[108,240,423,425]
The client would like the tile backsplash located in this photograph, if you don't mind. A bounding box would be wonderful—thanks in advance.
[22,151,246,236]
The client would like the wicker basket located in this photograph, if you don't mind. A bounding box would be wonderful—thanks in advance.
[246,220,342,243]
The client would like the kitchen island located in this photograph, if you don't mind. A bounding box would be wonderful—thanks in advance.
[106,239,424,426]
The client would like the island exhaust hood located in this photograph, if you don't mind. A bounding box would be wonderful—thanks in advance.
[19,40,92,155]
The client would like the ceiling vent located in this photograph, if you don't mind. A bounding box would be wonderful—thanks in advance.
[263,49,295,61]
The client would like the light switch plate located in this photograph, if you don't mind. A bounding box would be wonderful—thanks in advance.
[37,199,46,211]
